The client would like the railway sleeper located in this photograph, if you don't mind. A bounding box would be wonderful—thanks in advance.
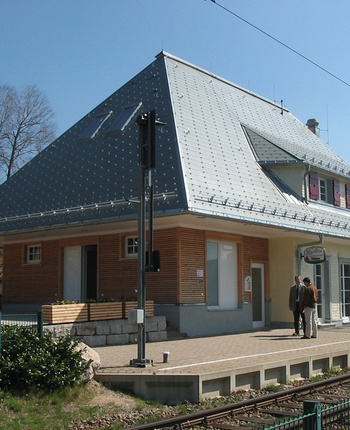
[233,415,275,425]
[209,422,252,430]
[257,408,300,417]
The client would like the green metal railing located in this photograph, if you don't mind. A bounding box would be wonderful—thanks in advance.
[261,399,350,430]
[0,311,44,356]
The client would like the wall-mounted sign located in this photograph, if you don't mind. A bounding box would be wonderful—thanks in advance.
[244,276,252,291]
[304,247,326,264]
[197,269,204,278]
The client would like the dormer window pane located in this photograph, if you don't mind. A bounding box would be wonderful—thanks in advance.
[79,112,111,142]
[108,104,141,135]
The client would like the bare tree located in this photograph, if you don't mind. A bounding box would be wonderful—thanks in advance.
[0,84,56,182]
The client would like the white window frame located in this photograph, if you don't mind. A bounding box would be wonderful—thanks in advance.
[318,176,333,204]
[27,244,41,264]
[206,240,238,309]
[340,260,350,322]
[125,236,138,258]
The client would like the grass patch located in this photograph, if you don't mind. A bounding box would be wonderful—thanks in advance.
[0,383,105,430]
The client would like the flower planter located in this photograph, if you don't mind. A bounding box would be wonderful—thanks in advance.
[42,300,154,324]
[42,303,89,324]
[122,300,154,318]
[89,302,123,321]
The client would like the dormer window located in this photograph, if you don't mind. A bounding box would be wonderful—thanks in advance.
[309,172,340,206]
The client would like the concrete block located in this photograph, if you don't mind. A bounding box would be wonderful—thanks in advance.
[75,324,96,336]
[129,333,138,344]
[96,324,111,335]
[145,321,158,332]
[80,335,106,347]
[107,334,129,345]
[147,330,167,342]
[157,320,167,331]
[109,321,123,334]
[122,323,138,334]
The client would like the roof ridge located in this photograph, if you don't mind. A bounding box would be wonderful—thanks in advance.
[157,51,290,112]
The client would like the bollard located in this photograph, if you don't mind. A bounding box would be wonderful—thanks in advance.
[162,351,170,363]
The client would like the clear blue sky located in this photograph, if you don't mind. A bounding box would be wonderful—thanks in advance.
[1,0,350,163]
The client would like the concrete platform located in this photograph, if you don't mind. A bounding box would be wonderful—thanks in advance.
[94,326,350,405]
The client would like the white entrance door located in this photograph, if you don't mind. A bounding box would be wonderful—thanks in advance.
[252,263,265,328]
[63,246,82,302]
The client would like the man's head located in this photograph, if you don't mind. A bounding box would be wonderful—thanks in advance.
[295,275,301,284]
[303,277,311,286]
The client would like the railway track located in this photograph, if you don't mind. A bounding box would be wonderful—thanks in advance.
[128,373,350,430]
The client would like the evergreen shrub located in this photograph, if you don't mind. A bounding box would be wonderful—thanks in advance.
[0,326,89,391]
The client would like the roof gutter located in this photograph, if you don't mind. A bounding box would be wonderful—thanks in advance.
[303,164,310,204]
[297,233,324,276]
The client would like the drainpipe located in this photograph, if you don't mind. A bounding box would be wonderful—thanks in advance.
[297,234,324,276]
[303,164,310,203]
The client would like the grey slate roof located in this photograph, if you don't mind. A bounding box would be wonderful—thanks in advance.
[1,51,350,239]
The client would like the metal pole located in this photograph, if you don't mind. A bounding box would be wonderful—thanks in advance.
[37,310,43,339]
[303,400,322,430]
[137,162,146,363]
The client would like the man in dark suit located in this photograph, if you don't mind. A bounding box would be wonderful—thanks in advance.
[289,275,306,336]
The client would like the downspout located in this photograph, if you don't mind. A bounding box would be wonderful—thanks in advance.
[303,164,310,203]
[297,234,324,276]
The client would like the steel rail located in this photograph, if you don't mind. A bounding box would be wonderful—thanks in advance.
[127,373,350,430]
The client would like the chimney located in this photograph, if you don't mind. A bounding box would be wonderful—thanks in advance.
[306,118,320,137]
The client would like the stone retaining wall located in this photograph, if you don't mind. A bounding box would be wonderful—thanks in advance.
[44,316,167,348]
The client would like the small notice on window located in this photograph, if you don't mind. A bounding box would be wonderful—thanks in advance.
[197,269,204,278]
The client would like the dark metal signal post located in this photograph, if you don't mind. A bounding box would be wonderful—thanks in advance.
[130,110,162,368]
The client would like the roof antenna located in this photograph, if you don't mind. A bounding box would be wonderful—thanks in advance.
[280,100,284,115]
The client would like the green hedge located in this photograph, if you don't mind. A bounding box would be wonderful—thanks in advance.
[0,326,89,391]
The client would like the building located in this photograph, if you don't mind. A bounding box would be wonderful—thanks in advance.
[1,51,350,336]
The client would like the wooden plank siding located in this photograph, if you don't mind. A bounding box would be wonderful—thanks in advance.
[2,227,269,307]
[242,235,270,302]
[3,240,60,303]
[179,228,206,303]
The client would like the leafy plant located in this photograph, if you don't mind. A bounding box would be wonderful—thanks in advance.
[50,300,77,305]
[263,383,283,392]
[0,326,89,391]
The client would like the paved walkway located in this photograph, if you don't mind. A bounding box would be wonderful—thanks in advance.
[94,326,350,376]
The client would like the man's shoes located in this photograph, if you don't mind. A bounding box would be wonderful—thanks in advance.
[292,332,299,336]
[301,336,311,339]
[311,336,317,338]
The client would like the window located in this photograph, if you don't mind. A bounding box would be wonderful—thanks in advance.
[79,112,111,142]
[27,245,41,264]
[309,172,340,206]
[108,103,141,135]
[206,241,238,308]
[340,262,350,321]
[125,236,138,257]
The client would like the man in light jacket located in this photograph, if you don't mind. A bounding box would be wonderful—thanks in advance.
[289,275,306,336]
[301,277,319,339]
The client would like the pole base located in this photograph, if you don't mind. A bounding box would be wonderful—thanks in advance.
[130,358,153,368]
